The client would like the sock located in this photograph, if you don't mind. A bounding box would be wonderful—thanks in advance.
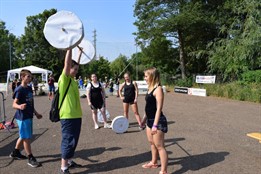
[61,166,68,171]
[14,149,20,153]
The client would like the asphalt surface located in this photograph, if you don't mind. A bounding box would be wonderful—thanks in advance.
[0,92,260,174]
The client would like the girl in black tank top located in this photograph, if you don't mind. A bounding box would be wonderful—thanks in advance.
[123,80,136,104]
[141,67,168,174]
[119,72,144,130]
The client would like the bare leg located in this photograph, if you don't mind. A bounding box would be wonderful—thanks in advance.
[146,127,158,164]
[15,138,23,150]
[131,103,142,126]
[92,109,98,126]
[123,103,129,119]
[23,139,32,155]
[153,130,168,173]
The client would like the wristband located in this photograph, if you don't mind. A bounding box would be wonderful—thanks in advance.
[152,125,158,128]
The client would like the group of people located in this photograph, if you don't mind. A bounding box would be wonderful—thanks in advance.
[9,47,169,174]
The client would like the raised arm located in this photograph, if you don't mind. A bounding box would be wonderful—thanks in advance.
[64,49,72,76]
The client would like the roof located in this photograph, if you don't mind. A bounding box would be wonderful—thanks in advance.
[8,65,52,74]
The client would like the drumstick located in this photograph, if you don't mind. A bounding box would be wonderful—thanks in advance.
[77,46,83,64]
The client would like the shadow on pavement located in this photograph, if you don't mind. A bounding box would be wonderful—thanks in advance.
[169,151,229,174]
[0,128,48,168]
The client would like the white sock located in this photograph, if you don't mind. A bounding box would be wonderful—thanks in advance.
[61,166,68,171]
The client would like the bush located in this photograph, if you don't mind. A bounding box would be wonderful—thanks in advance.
[174,77,193,87]
[241,70,261,83]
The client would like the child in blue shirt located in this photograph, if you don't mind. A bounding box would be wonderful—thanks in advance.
[9,69,43,168]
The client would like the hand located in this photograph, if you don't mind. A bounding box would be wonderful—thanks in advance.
[35,113,43,119]
[151,127,157,135]
[134,99,137,103]
[20,104,26,110]
[120,96,124,100]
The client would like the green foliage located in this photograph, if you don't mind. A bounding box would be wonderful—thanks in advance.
[14,9,63,79]
[204,82,261,103]
[240,70,261,83]
[208,0,261,81]
[174,77,193,88]
[84,56,111,82]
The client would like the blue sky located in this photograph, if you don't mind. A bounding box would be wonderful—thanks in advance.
[0,0,138,61]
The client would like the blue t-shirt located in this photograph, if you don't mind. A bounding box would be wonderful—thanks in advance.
[13,85,34,120]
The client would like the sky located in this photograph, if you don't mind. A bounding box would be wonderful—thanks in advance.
[0,0,139,61]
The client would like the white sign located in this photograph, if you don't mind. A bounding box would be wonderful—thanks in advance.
[196,75,216,84]
[188,88,206,97]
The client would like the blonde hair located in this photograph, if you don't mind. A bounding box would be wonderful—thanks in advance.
[144,67,161,90]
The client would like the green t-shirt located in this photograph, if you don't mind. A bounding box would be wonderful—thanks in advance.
[58,71,82,119]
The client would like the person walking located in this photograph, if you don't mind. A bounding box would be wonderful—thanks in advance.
[141,67,168,174]
[86,73,111,129]
[48,74,55,100]
[119,72,145,130]
[58,48,83,174]
[9,69,43,168]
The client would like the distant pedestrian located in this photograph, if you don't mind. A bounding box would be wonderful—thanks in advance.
[141,67,168,174]
[9,69,43,168]
[48,74,55,100]
[32,77,39,95]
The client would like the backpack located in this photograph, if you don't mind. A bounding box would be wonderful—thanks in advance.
[49,79,71,122]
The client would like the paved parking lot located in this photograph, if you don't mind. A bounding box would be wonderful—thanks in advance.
[0,92,260,174]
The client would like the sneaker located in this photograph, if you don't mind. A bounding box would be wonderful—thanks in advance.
[104,123,111,129]
[9,151,27,160]
[27,156,40,167]
[68,160,82,168]
[60,168,70,174]
[94,124,99,129]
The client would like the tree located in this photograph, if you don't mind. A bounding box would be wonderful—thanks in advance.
[208,0,261,81]
[15,9,64,80]
[84,56,111,82]
[0,21,17,81]
[109,54,129,78]
[134,0,223,79]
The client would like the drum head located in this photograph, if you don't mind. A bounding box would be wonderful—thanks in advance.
[97,109,110,123]
[43,10,84,50]
[111,116,129,134]
[72,39,95,64]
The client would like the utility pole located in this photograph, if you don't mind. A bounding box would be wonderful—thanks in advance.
[9,41,12,69]
[93,29,97,60]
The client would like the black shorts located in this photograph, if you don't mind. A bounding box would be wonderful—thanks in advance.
[147,115,168,133]
[91,100,104,110]
[123,97,135,104]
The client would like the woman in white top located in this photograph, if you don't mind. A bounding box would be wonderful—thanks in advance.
[86,74,110,129]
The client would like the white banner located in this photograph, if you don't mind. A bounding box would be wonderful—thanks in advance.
[196,75,216,84]
[188,88,206,97]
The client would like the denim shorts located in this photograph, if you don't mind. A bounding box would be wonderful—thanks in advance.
[16,118,33,139]
[49,85,55,92]
[60,118,82,159]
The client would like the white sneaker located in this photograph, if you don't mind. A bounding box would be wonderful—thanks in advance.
[104,123,111,129]
[94,124,99,129]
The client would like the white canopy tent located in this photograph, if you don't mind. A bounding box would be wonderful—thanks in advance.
[6,65,52,92]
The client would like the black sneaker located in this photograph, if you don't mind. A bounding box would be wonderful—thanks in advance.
[27,156,40,167]
[60,168,70,174]
[68,160,82,168]
[9,151,27,160]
